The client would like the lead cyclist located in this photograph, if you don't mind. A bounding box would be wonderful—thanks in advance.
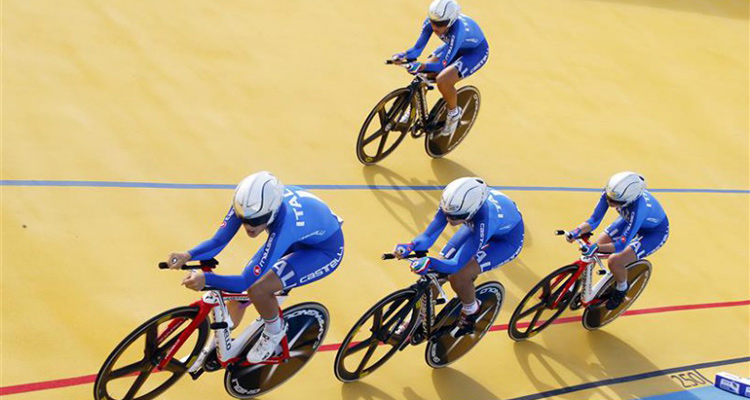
[166,171,345,363]
[393,177,524,336]
[391,0,489,138]
[565,172,670,310]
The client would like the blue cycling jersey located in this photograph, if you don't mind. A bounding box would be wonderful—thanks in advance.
[189,187,343,292]
[412,190,523,274]
[586,191,668,253]
[405,15,487,74]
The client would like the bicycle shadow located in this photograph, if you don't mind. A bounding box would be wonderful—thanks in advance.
[431,367,501,400]
[512,339,614,399]
[429,158,479,184]
[340,381,429,400]
[586,330,702,399]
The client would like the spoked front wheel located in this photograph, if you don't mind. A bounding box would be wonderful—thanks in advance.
[508,265,581,341]
[224,302,330,399]
[582,260,652,330]
[425,281,505,368]
[94,306,210,400]
[333,288,418,382]
[424,85,481,158]
[356,88,413,165]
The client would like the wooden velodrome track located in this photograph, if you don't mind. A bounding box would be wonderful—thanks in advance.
[2,0,748,399]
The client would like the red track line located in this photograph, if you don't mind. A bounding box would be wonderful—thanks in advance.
[1,299,747,396]
[0,375,97,396]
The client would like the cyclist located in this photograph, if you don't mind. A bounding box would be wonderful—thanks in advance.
[167,171,344,363]
[393,177,523,336]
[565,172,669,310]
[391,0,489,137]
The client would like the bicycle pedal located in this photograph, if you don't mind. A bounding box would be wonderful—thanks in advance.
[203,352,222,372]
[210,322,229,330]
[450,326,473,338]
[189,369,204,380]
[410,330,426,346]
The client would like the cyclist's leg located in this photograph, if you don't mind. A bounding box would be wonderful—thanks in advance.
[228,301,248,327]
[608,247,638,284]
[270,231,344,290]
[601,218,632,284]
[448,42,489,83]
[438,42,490,109]
[449,223,524,305]
[476,222,525,274]
[246,230,344,361]
[436,67,461,109]
[629,220,670,260]
[448,259,481,305]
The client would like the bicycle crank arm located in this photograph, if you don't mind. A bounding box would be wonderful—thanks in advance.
[189,368,205,380]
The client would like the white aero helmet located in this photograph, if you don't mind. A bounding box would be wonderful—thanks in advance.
[428,0,461,28]
[440,177,489,220]
[233,171,285,226]
[605,171,646,205]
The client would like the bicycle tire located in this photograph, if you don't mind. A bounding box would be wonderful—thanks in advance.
[224,302,329,399]
[425,281,505,368]
[334,288,419,382]
[582,260,652,330]
[356,88,412,165]
[507,265,581,341]
[424,85,481,158]
[94,306,209,400]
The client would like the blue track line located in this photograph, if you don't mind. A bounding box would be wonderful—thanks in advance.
[507,356,750,400]
[1,180,748,193]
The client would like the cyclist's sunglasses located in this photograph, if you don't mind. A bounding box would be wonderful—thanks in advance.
[446,212,470,221]
[605,195,625,205]
[429,19,450,28]
[241,212,272,227]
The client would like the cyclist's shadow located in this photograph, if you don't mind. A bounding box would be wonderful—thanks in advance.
[512,333,701,399]
[431,367,501,400]
[512,339,616,399]
[361,164,443,237]
[340,381,430,400]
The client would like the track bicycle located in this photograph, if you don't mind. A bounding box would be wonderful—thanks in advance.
[334,251,504,382]
[507,231,653,341]
[94,259,329,400]
[355,59,481,165]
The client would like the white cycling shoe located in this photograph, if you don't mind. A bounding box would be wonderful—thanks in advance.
[246,324,287,363]
[398,105,412,125]
[438,106,463,137]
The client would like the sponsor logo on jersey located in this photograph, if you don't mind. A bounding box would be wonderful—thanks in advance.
[253,265,261,276]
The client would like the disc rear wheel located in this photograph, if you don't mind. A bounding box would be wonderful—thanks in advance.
[582,260,652,330]
[425,85,481,158]
[425,281,505,368]
[224,302,330,398]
